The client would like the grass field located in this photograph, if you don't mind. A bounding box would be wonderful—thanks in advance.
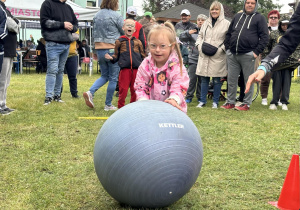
[0,68,299,209]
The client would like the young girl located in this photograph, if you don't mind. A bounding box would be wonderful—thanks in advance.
[134,21,190,113]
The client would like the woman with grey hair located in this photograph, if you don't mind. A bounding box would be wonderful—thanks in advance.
[185,14,208,103]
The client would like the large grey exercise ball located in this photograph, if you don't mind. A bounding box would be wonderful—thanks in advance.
[93,100,203,208]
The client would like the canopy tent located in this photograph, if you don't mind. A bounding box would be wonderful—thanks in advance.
[5,0,99,22]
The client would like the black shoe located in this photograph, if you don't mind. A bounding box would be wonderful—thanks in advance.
[44,97,52,105]
[3,107,15,113]
[53,95,64,103]
[0,109,10,115]
[72,94,80,98]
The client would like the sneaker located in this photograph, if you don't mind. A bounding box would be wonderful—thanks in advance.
[83,91,94,108]
[278,100,282,106]
[72,93,80,98]
[53,95,64,103]
[104,105,118,111]
[261,98,268,106]
[234,103,250,111]
[212,102,218,109]
[269,104,277,110]
[220,103,235,109]
[185,98,192,103]
[235,101,243,106]
[196,102,205,108]
[43,97,52,105]
[3,107,15,113]
[282,104,288,111]
[0,109,10,115]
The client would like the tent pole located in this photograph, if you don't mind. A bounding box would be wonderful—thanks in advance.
[89,22,93,76]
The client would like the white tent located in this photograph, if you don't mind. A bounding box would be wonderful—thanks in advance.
[5,0,99,22]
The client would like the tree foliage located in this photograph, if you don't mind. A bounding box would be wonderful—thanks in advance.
[142,0,283,19]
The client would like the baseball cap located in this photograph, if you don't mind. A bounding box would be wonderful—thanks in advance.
[127,6,137,16]
[144,11,152,18]
[181,9,190,16]
[281,20,289,24]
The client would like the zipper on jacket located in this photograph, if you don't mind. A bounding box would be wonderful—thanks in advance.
[129,39,133,70]
[235,15,249,55]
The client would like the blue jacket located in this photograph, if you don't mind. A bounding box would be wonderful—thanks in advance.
[93,9,124,44]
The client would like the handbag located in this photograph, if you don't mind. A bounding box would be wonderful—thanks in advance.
[82,57,90,63]
[201,26,223,56]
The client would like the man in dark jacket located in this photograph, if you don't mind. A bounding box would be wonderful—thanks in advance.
[40,0,78,105]
[222,0,269,111]
[246,3,300,93]
[0,0,19,115]
[175,9,197,52]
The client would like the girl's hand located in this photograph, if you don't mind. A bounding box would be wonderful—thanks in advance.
[165,99,182,111]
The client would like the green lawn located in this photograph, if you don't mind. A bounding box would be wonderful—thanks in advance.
[1,69,299,209]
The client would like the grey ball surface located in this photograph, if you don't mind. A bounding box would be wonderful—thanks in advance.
[94,100,203,208]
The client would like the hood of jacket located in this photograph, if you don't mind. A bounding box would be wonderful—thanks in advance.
[208,2,225,23]
[278,14,290,33]
[243,0,258,15]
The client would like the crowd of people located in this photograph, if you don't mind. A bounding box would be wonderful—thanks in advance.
[1,0,299,115]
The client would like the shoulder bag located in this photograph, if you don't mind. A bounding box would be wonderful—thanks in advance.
[201,26,223,56]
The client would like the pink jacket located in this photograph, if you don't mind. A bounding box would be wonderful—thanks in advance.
[134,50,190,113]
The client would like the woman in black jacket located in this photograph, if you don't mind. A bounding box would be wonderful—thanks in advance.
[246,3,300,93]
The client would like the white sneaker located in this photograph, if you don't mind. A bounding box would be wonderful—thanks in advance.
[212,102,218,109]
[104,105,118,111]
[278,100,282,106]
[282,104,288,111]
[269,104,277,110]
[83,91,94,108]
[261,98,268,106]
[196,102,205,108]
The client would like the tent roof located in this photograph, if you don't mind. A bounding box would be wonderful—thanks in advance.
[5,0,99,22]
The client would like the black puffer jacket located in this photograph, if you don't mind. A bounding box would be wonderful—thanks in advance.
[260,3,300,72]
[224,0,269,56]
[40,0,78,44]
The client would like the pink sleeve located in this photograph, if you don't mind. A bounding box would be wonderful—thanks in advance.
[169,65,190,105]
[134,58,152,100]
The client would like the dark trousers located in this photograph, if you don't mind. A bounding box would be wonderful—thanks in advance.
[260,71,272,98]
[186,63,201,100]
[270,68,293,105]
[64,55,78,96]
[118,68,137,108]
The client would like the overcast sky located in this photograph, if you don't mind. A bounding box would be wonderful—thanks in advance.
[132,0,296,15]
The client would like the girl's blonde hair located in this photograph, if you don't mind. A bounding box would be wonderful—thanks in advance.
[147,21,183,75]
[210,1,222,11]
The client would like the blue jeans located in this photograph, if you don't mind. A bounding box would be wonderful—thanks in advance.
[200,77,222,104]
[45,41,70,98]
[89,49,120,106]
